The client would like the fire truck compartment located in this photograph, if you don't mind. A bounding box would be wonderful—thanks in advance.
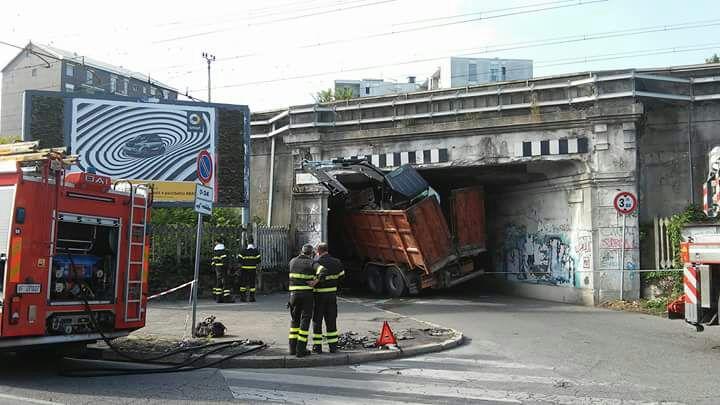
[52,219,119,303]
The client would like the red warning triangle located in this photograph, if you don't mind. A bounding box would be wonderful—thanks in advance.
[376,321,397,346]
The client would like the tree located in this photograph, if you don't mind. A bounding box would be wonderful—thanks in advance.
[706,53,720,64]
[314,87,355,103]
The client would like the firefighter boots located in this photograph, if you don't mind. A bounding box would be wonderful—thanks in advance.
[288,339,297,356]
[296,343,309,358]
[312,344,322,354]
[239,292,247,302]
[329,343,339,353]
[249,291,256,302]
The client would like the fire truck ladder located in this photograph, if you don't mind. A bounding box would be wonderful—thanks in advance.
[124,183,151,323]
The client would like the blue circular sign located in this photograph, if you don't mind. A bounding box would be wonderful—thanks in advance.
[197,150,213,184]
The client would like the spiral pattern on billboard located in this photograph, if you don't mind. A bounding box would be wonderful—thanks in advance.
[69,99,215,181]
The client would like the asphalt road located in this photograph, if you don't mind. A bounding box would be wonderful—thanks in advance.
[1,291,719,404]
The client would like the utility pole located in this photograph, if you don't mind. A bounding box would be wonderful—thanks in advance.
[202,52,215,102]
[191,51,216,337]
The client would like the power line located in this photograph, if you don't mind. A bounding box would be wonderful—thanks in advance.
[152,0,398,44]
[153,0,606,74]
[184,18,720,91]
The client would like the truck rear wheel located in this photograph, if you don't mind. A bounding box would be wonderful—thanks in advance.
[385,267,407,298]
[366,265,384,295]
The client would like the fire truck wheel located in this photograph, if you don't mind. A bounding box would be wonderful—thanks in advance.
[384,266,407,298]
[366,265,384,295]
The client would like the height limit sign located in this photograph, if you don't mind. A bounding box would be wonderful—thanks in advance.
[613,191,637,215]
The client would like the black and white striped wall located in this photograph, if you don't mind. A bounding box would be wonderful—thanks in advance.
[335,148,449,168]
[517,137,589,157]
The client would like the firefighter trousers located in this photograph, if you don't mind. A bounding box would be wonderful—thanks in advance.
[288,291,313,356]
[312,293,338,351]
[214,267,231,302]
[239,269,257,293]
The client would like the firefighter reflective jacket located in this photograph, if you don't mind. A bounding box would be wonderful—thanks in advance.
[211,246,228,269]
[238,247,261,271]
[288,254,320,292]
[314,254,345,293]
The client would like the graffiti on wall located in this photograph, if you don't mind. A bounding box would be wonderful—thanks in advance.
[500,224,577,287]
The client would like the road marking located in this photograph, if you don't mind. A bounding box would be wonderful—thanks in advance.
[0,393,63,405]
[351,364,575,385]
[228,387,435,405]
[223,369,520,403]
[222,368,662,405]
[400,355,556,370]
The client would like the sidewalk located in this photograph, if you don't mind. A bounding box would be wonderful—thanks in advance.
[102,292,463,368]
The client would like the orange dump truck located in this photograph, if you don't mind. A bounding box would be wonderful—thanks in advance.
[304,159,487,297]
[345,187,487,297]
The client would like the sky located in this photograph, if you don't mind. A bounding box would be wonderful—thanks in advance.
[1,0,719,111]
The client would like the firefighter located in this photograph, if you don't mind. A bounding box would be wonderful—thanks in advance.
[312,242,345,354]
[211,239,233,303]
[237,243,262,302]
[287,244,321,357]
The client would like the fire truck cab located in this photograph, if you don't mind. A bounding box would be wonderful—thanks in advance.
[0,144,151,349]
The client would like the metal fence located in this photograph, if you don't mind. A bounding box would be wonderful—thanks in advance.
[654,217,675,270]
[150,223,291,271]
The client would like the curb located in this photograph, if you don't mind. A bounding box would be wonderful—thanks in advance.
[213,330,464,369]
[95,331,464,369]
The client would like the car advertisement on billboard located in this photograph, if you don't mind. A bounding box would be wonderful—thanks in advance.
[69,98,216,182]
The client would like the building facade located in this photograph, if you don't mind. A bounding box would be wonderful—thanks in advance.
[428,57,534,90]
[1,42,178,137]
[334,77,422,98]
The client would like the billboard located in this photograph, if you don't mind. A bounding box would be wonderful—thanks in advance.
[23,91,249,207]
[69,98,215,182]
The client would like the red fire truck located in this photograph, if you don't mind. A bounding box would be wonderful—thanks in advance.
[0,142,151,349]
[680,146,720,331]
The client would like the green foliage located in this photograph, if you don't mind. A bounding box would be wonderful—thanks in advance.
[640,297,669,316]
[0,135,21,144]
[644,205,714,295]
[151,207,243,226]
[706,53,720,64]
[315,87,355,103]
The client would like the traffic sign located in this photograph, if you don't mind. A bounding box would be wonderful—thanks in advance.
[194,183,213,215]
[613,191,637,215]
[196,150,213,185]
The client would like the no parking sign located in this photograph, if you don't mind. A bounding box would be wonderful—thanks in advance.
[196,150,213,185]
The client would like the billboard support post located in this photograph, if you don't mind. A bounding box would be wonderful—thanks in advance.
[191,213,203,337]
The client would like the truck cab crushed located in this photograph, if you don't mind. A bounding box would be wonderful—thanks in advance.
[303,158,487,297]
[0,142,151,349]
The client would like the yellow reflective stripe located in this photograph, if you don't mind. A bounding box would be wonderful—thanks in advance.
[239,255,261,259]
[212,255,227,259]
[298,330,309,336]
[241,266,257,269]
[315,265,326,275]
[289,328,300,332]
[312,336,323,342]
[249,288,256,292]
[324,331,338,337]
[325,271,345,280]
[297,336,308,342]
[289,285,313,291]
[313,287,337,293]
[239,287,247,292]
[325,338,338,343]
[289,273,315,279]
[289,334,298,339]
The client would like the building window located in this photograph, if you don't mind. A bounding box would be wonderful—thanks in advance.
[86,70,94,85]
[132,85,139,93]
[468,63,477,82]
[110,76,117,93]
[162,89,169,99]
[66,64,74,77]
[142,86,147,94]
[365,87,370,95]
[31,68,37,77]
[490,68,499,82]
[150,87,157,96]
[501,66,507,81]
[122,79,129,95]
[65,83,74,92]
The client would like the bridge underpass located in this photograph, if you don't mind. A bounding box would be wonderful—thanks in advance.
[249,63,720,305]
